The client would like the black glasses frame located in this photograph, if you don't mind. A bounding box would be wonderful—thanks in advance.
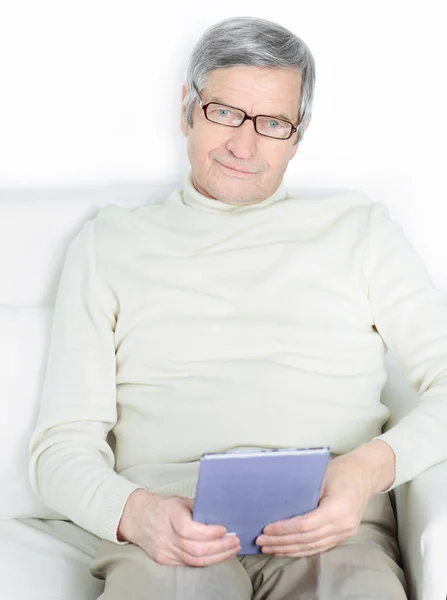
[192,82,301,141]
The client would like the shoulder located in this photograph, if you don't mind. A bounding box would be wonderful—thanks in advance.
[286,186,374,211]
[87,199,168,246]
[89,185,182,233]
[91,202,160,230]
[280,187,379,231]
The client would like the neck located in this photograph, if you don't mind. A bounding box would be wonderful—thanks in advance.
[182,168,288,213]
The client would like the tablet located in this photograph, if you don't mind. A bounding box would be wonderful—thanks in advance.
[192,447,330,554]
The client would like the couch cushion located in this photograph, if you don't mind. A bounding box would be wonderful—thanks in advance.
[0,518,103,600]
[0,306,65,518]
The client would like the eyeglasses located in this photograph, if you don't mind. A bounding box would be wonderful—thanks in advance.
[192,82,301,141]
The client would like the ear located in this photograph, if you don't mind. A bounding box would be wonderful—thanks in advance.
[290,115,312,157]
[290,139,299,158]
[180,83,189,137]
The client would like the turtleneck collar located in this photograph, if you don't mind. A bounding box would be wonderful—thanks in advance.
[181,168,288,213]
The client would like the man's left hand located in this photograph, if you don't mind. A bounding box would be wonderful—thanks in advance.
[255,440,395,557]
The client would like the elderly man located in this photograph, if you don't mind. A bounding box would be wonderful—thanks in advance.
[29,15,447,600]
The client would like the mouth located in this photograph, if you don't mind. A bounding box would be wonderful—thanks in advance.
[217,161,257,176]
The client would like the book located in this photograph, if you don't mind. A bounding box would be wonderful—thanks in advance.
[192,447,330,554]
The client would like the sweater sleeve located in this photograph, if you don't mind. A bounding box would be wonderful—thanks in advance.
[28,219,144,543]
[363,202,447,490]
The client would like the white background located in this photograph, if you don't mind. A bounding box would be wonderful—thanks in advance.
[0,0,446,287]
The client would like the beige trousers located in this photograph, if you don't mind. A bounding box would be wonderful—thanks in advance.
[90,493,407,600]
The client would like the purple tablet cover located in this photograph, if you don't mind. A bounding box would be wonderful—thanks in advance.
[192,447,330,555]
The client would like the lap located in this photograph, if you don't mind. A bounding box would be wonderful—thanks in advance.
[241,523,407,600]
[90,493,407,600]
[242,493,407,600]
[90,540,252,600]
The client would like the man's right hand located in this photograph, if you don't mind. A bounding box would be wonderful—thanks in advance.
[117,488,241,567]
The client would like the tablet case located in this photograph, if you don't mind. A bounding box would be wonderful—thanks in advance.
[192,447,330,555]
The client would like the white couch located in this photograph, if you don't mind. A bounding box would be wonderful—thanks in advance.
[1,182,447,600]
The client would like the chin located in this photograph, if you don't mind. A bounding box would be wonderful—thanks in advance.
[213,185,262,206]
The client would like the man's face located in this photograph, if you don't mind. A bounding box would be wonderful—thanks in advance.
[180,66,306,206]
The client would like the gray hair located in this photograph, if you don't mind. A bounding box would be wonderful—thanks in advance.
[184,16,316,146]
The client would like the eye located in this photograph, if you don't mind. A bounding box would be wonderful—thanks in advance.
[268,120,284,129]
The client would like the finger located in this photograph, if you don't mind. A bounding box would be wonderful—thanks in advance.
[256,524,333,548]
[262,511,323,537]
[177,521,228,541]
[173,510,227,541]
[179,533,241,558]
[261,535,342,557]
[149,541,239,568]
[262,497,341,536]
[179,543,242,568]
[184,498,194,508]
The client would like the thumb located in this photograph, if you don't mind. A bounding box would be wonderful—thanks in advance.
[183,497,194,513]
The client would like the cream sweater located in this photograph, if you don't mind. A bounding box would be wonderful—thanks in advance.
[29,169,447,544]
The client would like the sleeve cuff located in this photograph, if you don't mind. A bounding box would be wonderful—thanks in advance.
[373,428,421,492]
[100,479,146,544]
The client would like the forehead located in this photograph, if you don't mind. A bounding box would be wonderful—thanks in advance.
[202,66,302,122]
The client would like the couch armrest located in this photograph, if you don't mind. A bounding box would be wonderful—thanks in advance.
[394,459,447,600]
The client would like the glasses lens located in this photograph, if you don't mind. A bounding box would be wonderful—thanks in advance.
[256,116,292,139]
[205,103,244,126]
[204,103,293,139]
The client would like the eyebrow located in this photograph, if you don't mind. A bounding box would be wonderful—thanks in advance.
[208,96,294,123]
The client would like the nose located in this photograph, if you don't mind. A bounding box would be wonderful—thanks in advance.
[225,119,258,159]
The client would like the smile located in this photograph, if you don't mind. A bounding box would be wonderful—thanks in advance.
[217,161,257,176]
